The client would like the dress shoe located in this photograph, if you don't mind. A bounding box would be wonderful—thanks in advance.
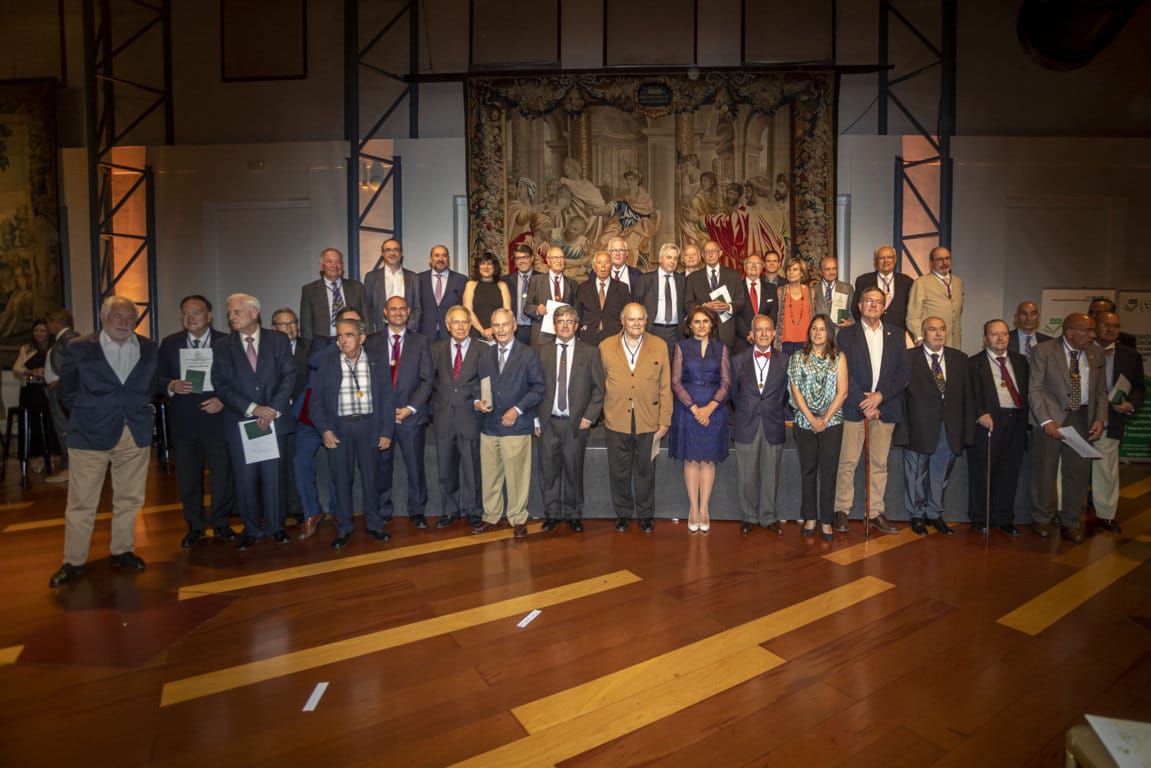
[272,530,291,544]
[820,526,834,542]
[472,520,503,534]
[640,519,655,534]
[764,521,784,535]
[49,563,84,588]
[801,522,816,537]
[740,521,754,534]
[1029,522,1050,538]
[999,524,1021,536]
[297,514,323,541]
[1061,526,1085,544]
[930,518,954,536]
[110,551,146,571]
[467,515,482,528]
[367,528,392,542]
[971,522,988,535]
[909,517,928,536]
[699,519,710,533]
[331,532,351,549]
[541,518,560,532]
[410,514,428,529]
[213,526,238,541]
[181,530,204,548]
[513,524,528,539]
[1096,518,1122,534]
[236,534,259,550]
[615,518,630,533]
[569,519,584,533]
[435,515,458,529]
[833,511,850,533]
[45,468,69,483]
[870,514,900,535]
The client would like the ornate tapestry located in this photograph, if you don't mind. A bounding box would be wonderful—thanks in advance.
[467,71,834,279]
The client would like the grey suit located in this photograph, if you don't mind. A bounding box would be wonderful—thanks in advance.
[363,266,421,334]
[525,272,578,347]
[811,279,855,339]
[299,278,366,340]
[684,265,746,349]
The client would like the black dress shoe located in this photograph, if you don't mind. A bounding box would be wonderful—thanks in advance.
[833,511,850,533]
[181,530,203,548]
[410,514,428,529]
[764,521,784,535]
[272,530,291,544]
[910,517,928,536]
[640,519,654,534]
[615,518,630,532]
[740,521,754,534]
[569,519,584,533]
[513,524,528,538]
[870,514,900,535]
[49,563,84,588]
[435,516,458,529]
[1061,526,1085,544]
[541,518,560,532]
[367,528,392,542]
[237,534,259,550]
[1030,522,1050,538]
[930,518,954,536]
[213,526,238,541]
[110,552,146,571]
[1096,518,1123,534]
[331,533,351,549]
[999,524,1021,536]
[467,515,482,528]
[971,522,988,535]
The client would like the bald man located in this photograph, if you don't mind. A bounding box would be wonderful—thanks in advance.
[525,246,578,347]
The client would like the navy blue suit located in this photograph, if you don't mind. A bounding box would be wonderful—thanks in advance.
[417,269,467,341]
[837,321,911,424]
[476,341,545,437]
[365,328,434,519]
[212,328,297,538]
[59,333,159,450]
[730,347,790,446]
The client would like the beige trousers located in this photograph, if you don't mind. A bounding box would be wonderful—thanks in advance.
[834,419,894,518]
[63,425,150,565]
[480,433,532,526]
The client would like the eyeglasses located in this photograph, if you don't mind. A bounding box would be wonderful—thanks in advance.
[861,298,884,306]
[272,321,298,328]
[382,247,402,254]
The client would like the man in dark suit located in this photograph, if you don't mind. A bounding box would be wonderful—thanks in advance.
[833,286,912,535]
[526,246,578,348]
[49,296,159,587]
[606,236,642,299]
[730,315,790,534]
[430,306,485,528]
[417,244,467,342]
[472,308,545,538]
[1029,313,1108,543]
[1089,298,1137,349]
[309,317,396,548]
[574,250,629,349]
[635,242,686,356]
[736,253,778,353]
[852,244,915,334]
[684,239,746,350]
[43,308,81,483]
[158,295,236,548]
[968,319,1030,535]
[535,304,605,533]
[898,317,974,536]
[1091,311,1145,533]
[365,295,435,528]
[1008,301,1051,358]
[270,307,309,526]
[299,248,366,342]
[363,238,421,334]
[505,244,537,346]
[213,293,297,550]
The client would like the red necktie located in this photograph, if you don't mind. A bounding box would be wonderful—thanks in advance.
[749,281,758,310]
[453,342,462,381]
[614,269,621,281]
[996,356,1022,409]
[391,333,401,385]
[553,276,561,301]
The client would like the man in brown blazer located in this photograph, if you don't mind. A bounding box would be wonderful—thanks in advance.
[599,302,672,533]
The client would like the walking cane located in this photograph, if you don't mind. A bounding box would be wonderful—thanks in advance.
[984,429,992,541]
[863,417,871,540]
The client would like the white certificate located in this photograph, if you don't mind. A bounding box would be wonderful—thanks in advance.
[831,291,850,324]
[709,285,733,323]
[239,419,280,464]
[540,299,564,336]
[179,348,215,392]
[650,431,662,462]
[1058,426,1103,460]
[480,376,493,409]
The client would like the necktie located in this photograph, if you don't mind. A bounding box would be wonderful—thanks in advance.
[434,272,443,305]
[191,338,201,349]
[749,281,758,312]
[391,333,401,386]
[664,274,673,324]
[520,275,529,321]
[330,281,344,323]
[553,275,561,301]
[598,281,606,309]
[557,343,568,412]
[245,335,257,372]
[825,282,833,303]
[614,269,621,282]
[1068,349,1081,411]
[931,352,945,395]
[498,346,507,373]
[710,269,718,290]
[880,274,893,310]
[453,342,462,381]
[996,356,1022,408]
[1024,334,1033,356]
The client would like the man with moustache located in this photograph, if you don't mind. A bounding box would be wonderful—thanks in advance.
[525,246,578,347]
[1008,301,1051,358]
[364,238,421,333]
[852,245,915,335]
[635,242,687,356]
[417,244,467,342]
[1091,311,1145,533]
[684,240,746,350]
[574,250,629,349]
[299,248,365,341]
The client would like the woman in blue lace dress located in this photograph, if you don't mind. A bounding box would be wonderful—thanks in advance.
[669,306,732,533]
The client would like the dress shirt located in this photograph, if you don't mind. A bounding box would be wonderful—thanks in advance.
[753,346,772,390]
[1100,343,1116,388]
[517,273,532,325]
[388,327,418,414]
[495,343,523,414]
[621,334,644,372]
[187,331,211,348]
[384,266,406,300]
[552,339,572,417]
[612,266,631,290]
[337,351,374,416]
[923,346,947,378]
[1016,329,1038,356]
[861,320,884,391]
[985,350,1021,409]
[657,269,679,324]
[545,270,565,299]
[100,330,141,384]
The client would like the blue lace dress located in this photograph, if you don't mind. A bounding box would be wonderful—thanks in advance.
[668,337,732,462]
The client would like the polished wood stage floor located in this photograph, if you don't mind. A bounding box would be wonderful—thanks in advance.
[2,456,1151,767]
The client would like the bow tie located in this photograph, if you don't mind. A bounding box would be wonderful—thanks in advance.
[755,351,771,359]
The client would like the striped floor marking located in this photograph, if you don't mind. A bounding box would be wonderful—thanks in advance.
[822,527,935,566]
[0,645,23,664]
[160,570,640,707]
[1120,476,1151,499]
[1053,506,1151,569]
[1,502,187,533]
[0,502,34,512]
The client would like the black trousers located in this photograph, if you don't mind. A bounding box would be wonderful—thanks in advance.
[538,415,591,520]
[605,420,657,522]
[329,415,382,533]
[173,432,234,532]
[794,423,842,525]
[968,409,1026,527]
[435,428,481,520]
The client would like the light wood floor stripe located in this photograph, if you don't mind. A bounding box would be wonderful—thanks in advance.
[0,645,23,664]
[0,502,33,512]
[512,575,894,734]
[2,502,186,533]
[822,527,934,565]
[177,526,529,600]
[1053,506,1151,568]
[454,647,784,768]
[1120,476,1151,499]
[998,536,1151,636]
[160,569,640,707]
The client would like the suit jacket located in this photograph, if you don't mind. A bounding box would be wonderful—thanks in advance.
[1100,342,1146,439]
[610,264,642,300]
[1007,328,1052,356]
[525,272,578,347]
[736,276,779,343]
[836,320,912,423]
[906,272,964,350]
[684,265,747,348]
[307,344,396,443]
[58,332,159,450]
[537,339,605,426]
[363,265,421,334]
[852,271,915,331]
[574,277,629,348]
[299,278,367,340]
[970,348,1030,424]
[812,279,855,330]
[730,347,790,445]
[157,327,230,439]
[635,269,687,330]
[475,340,545,436]
[1028,337,1108,429]
[431,337,484,439]
[599,334,672,434]
[417,269,468,341]
[48,327,81,382]
[364,329,434,427]
[897,346,974,454]
[211,327,297,435]
[503,271,536,326]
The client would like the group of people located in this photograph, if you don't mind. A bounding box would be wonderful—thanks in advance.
[45,236,1144,589]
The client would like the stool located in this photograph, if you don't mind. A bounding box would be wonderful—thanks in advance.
[2,406,53,486]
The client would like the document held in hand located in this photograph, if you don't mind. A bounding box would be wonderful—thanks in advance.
[240,419,279,463]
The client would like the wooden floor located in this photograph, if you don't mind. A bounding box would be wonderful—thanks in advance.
[3,457,1151,767]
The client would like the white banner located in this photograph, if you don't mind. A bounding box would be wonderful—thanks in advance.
[1038,288,1115,336]
[1117,290,1151,461]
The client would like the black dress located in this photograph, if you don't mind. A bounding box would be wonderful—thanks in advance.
[469,280,504,340]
